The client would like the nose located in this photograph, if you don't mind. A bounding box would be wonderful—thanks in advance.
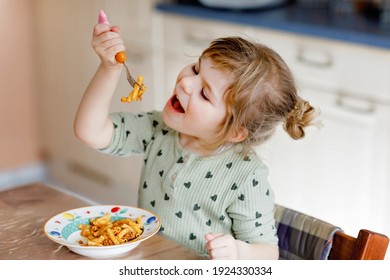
[180,75,201,96]
[180,76,193,96]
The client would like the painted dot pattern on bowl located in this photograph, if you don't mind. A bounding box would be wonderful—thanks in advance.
[45,205,160,248]
[61,218,90,239]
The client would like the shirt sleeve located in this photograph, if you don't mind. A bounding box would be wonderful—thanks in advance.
[226,162,278,246]
[98,111,163,156]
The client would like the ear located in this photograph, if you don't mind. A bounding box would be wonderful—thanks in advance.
[228,126,248,143]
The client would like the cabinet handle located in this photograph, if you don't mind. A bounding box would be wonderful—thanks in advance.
[296,47,333,68]
[336,93,375,114]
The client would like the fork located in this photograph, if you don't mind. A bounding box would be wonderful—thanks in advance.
[115,51,145,91]
[123,61,145,91]
[98,11,145,91]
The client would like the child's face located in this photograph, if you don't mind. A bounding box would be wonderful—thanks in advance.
[162,57,232,149]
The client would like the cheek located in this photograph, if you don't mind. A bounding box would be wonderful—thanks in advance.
[193,105,226,127]
[214,102,228,120]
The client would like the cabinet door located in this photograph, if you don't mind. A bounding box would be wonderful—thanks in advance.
[163,14,255,56]
[258,88,389,235]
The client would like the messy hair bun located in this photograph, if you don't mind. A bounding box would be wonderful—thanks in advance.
[283,98,319,140]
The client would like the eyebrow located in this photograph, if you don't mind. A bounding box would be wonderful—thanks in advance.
[198,58,218,102]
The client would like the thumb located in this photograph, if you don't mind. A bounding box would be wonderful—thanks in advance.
[110,25,120,33]
[205,232,224,242]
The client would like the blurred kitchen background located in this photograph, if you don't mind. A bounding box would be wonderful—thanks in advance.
[1,0,390,258]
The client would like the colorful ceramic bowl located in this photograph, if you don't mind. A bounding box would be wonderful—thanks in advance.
[44,205,161,258]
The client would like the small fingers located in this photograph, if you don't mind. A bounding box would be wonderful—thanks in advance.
[205,234,238,260]
[91,25,125,63]
[93,24,121,36]
[209,250,230,260]
[92,30,122,47]
[94,37,125,53]
[205,233,224,242]
[93,23,111,36]
[110,25,120,33]
[206,234,235,249]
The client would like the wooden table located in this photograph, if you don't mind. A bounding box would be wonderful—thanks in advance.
[0,183,206,260]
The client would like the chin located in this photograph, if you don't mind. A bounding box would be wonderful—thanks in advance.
[161,106,175,130]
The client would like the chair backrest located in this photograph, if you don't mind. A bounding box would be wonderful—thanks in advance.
[329,229,389,260]
[274,204,389,260]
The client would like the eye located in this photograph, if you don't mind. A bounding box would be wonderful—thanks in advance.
[191,63,209,102]
[192,64,199,74]
[201,90,209,101]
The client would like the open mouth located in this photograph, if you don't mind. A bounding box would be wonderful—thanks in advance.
[171,95,185,113]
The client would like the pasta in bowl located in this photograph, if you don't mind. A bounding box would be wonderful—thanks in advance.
[44,205,161,258]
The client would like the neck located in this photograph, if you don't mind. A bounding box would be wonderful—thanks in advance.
[179,133,232,156]
[179,134,216,156]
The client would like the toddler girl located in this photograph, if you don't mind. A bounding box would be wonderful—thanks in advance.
[74,24,318,259]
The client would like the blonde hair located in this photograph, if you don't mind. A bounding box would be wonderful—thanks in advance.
[201,37,319,153]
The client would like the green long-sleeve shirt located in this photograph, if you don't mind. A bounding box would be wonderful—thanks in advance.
[99,111,278,255]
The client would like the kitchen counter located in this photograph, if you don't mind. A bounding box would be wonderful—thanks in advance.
[156,2,390,49]
[0,183,206,260]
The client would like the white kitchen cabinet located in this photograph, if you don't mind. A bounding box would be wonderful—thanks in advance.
[35,0,158,205]
[159,13,390,249]
[238,27,390,103]
[260,87,390,236]
[250,28,390,240]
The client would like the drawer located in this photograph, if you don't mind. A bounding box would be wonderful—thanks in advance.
[332,43,390,103]
[163,14,256,59]
[254,28,390,103]
[163,14,390,103]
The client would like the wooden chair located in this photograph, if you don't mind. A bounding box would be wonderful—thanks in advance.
[274,205,389,260]
[329,229,389,260]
